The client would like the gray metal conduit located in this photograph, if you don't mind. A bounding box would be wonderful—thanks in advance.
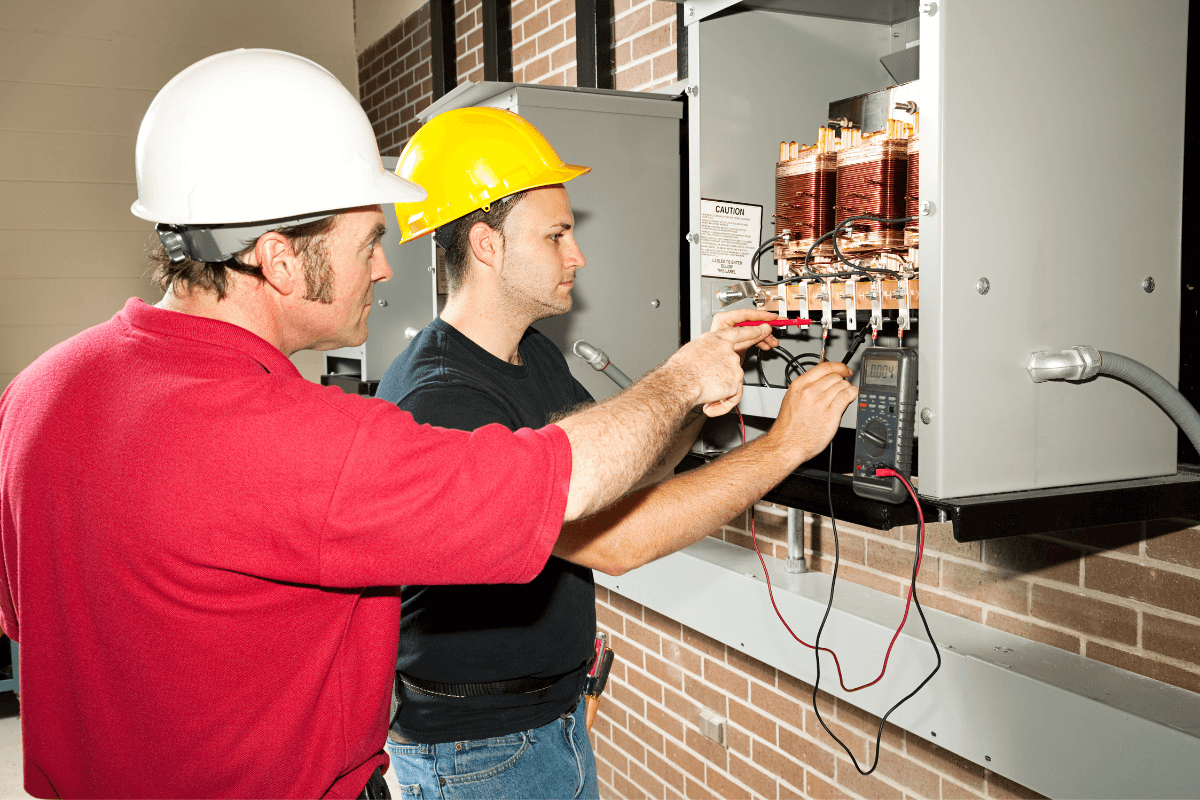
[572,340,633,389]
[1028,345,1200,454]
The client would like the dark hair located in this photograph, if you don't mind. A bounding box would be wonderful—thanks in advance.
[147,215,339,301]
[440,192,527,293]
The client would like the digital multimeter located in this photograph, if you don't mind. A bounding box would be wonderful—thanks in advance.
[852,347,918,504]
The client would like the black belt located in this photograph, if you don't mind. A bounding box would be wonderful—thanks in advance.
[397,661,587,699]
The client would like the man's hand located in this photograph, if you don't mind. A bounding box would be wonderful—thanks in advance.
[767,361,858,465]
[664,326,770,416]
[709,309,780,353]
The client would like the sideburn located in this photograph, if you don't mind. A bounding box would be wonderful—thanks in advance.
[301,235,334,303]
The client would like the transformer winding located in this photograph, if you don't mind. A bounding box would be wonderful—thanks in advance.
[835,121,909,254]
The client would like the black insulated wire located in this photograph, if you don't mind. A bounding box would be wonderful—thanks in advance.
[811,449,942,776]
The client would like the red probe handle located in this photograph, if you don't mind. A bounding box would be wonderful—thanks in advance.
[733,318,813,327]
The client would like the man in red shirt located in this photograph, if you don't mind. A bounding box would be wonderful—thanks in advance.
[0,50,766,799]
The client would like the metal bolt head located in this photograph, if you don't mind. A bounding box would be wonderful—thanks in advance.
[686,231,700,245]
[976,277,991,296]
[685,85,699,97]
[921,1,938,15]
[1143,277,1155,293]
[376,299,387,307]
[651,299,661,308]
[688,5,695,17]
[919,200,934,216]
[921,407,934,424]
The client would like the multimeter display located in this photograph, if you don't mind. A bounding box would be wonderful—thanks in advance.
[863,359,898,386]
[852,348,918,504]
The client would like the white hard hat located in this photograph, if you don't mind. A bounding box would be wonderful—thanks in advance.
[131,49,424,231]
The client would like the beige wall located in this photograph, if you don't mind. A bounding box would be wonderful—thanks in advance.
[0,0,360,388]
[355,0,427,54]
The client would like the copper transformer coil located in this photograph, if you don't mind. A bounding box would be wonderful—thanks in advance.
[835,138,908,253]
[774,152,837,274]
[905,135,919,246]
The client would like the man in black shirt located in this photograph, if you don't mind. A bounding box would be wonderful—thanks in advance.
[377,110,856,799]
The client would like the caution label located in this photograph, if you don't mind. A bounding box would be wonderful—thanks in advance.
[699,199,763,280]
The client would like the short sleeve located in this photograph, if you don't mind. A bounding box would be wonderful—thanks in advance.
[398,382,517,433]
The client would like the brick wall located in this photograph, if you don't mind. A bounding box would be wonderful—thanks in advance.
[358,3,432,157]
[590,507,1200,798]
[455,0,485,85]
[613,0,678,91]
[592,582,1043,800]
[512,0,577,85]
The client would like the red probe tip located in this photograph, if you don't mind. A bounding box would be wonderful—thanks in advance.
[732,318,813,328]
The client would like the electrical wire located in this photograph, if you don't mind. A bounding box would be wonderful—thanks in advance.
[731,408,941,776]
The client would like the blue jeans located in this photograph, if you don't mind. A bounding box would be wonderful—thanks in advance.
[385,696,599,800]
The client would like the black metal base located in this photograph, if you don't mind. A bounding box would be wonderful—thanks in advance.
[676,452,1200,543]
[320,374,378,397]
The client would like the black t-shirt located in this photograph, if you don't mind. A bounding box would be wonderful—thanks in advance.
[376,317,596,742]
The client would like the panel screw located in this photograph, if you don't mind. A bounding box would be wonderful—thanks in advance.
[921,1,938,15]
[976,277,990,296]
[651,299,661,308]
[688,6,695,17]
[685,85,699,97]
[920,200,934,216]
[1143,277,1155,293]
[921,408,934,424]
[376,299,388,307]
[686,231,700,245]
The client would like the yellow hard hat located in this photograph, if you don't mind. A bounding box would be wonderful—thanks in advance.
[393,107,590,242]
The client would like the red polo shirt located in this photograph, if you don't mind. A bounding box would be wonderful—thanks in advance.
[0,299,571,798]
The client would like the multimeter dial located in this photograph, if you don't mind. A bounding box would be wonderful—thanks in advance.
[861,419,889,457]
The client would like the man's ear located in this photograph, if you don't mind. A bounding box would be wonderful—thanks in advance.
[252,231,301,296]
[467,221,502,273]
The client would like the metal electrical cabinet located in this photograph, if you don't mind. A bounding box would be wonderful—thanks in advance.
[682,0,1189,501]
[328,83,686,402]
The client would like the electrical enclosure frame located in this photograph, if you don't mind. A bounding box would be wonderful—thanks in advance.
[681,0,1188,501]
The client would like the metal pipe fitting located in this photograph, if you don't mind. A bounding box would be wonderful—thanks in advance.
[1027,346,1102,383]
[572,340,633,389]
[784,507,808,574]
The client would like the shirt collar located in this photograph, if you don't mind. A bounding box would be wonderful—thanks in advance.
[117,298,302,377]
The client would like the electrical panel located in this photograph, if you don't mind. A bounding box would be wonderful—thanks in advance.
[684,0,1187,499]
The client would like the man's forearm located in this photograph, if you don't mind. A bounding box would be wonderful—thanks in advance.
[556,363,699,520]
[553,430,797,573]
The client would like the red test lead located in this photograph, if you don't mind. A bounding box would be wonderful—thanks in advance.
[733,318,813,328]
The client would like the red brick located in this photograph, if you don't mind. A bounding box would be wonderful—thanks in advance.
[985,770,1046,799]
[867,538,939,587]
[646,701,685,742]
[513,39,538,66]
[1085,554,1200,618]
[1030,584,1137,644]
[686,726,728,769]
[704,658,749,700]
[612,632,645,669]
[982,537,1080,585]
[598,604,626,636]
[521,10,551,40]
[835,760,902,800]
[684,775,719,799]
[778,672,836,710]
[613,724,647,763]
[752,506,787,541]
[750,683,803,730]
[835,562,906,598]
[807,521,866,565]
[666,736,706,781]
[917,590,984,623]
[550,0,574,24]
[730,751,778,799]
[728,698,777,744]
[727,726,751,757]
[628,759,667,799]
[725,531,755,553]
[836,704,903,752]
[512,0,536,22]
[942,560,1030,614]
[664,686,696,721]
[806,770,852,800]
[646,652,685,690]
[1050,521,1142,556]
[628,665,665,704]
[1087,641,1200,694]
[683,673,727,717]
[902,520,982,561]
[876,747,940,799]
[647,749,686,792]
[596,585,609,604]
[663,639,703,676]
[632,24,673,62]
[612,679,646,717]
[703,765,751,799]
[906,734,986,791]
[682,627,725,660]
[724,648,775,687]
[615,60,652,90]
[777,727,836,780]
[537,22,565,53]
[1145,519,1200,568]
[985,610,1080,653]
[805,708,868,765]
[627,619,663,654]
[596,735,629,775]
[942,780,986,800]
[610,592,645,620]
[1143,613,1200,665]
[594,751,614,785]
[652,51,677,82]
[613,770,643,800]
[615,5,653,40]
[592,713,612,740]
[629,711,666,753]
[747,742,804,796]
